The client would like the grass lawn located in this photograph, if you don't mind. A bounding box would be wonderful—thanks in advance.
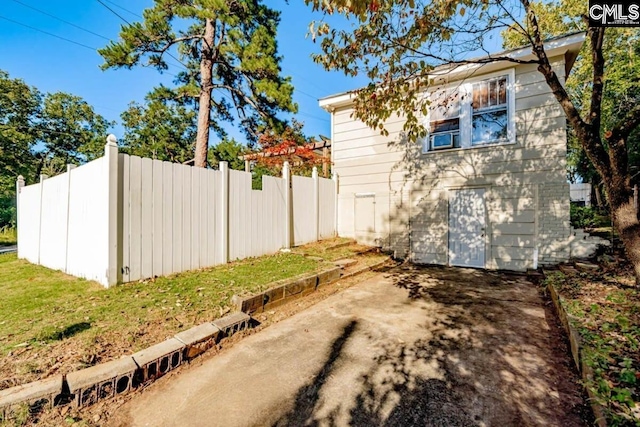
[544,264,640,426]
[0,238,375,391]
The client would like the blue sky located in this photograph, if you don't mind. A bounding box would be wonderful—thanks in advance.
[0,0,369,145]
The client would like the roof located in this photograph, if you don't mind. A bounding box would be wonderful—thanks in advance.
[319,32,586,111]
[239,136,331,161]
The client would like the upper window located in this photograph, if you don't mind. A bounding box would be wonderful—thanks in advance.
[422,71,514,153]
[428,90,461,151]
[471,76,508,145]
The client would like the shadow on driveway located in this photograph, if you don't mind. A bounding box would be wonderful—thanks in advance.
[272,265,591,427]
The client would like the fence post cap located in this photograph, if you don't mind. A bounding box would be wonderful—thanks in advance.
[106,134,118,147]
[312,166,318,178]
[17,175,24,182]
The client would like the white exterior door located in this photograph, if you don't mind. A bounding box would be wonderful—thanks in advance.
[448,189,486,268]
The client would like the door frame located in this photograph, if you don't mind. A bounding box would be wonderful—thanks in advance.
[447,187,488,268]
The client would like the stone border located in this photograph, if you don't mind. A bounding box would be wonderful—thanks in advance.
[231,266,342,314]
[232,258,392,315]
[0,312,251,420]
[546,280,608,427]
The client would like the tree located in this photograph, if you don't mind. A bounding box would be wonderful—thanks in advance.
[0,71,40,193]
[99,0,297,168]
[502,0,640,210]
[121,87,198,163]
[249,119,322,188]
[35,92,112,179]
[306,0,640,282]
[208,137,246,171]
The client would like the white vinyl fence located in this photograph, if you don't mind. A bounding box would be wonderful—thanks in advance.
[17,136,337,287]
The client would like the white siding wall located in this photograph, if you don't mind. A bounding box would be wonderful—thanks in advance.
[330,56,571,270]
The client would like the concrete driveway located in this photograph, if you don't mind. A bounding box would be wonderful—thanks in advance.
[109,265,588,427]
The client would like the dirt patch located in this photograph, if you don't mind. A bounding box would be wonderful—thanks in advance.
[544,249,640,426]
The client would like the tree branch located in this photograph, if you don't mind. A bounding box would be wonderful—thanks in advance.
[608,103,640,141]
[588,27,605,127]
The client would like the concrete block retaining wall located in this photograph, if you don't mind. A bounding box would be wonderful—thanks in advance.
[231,267,342,314]
[0,312,251,418]
[0,262,389,419]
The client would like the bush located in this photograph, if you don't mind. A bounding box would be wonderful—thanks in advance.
[570,204,611,229]
[0,197,16,229]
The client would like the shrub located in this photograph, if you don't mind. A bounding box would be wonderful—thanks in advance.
[0,197,16,229]
[570,204,611,229]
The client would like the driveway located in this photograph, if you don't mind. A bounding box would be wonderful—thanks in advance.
[0,245,16,255]
[109,265,588,427]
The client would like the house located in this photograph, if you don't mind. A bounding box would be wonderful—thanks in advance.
[319,33,585,271]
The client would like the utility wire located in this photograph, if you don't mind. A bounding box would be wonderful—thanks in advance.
[96,0,131,26]
[0,14,97,51]
[9,0,110,41]
[95,0,190,72]
[101,0,143,19]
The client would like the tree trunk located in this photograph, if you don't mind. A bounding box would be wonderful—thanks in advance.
[194,19,216,168]
[611,198,640,285]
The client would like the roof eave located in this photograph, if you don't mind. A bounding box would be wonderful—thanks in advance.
[319,32,586,111]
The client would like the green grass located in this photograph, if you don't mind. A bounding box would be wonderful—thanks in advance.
[0,227,16,246]
[545,272,640,426]
[0,251,326,357]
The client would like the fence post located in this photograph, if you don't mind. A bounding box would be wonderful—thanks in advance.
[332,172,339,237]
[15,175,24,255]
[219,161,229,263]
[312,167,319,241]
[105,135,119,287]
[283,161,292,251]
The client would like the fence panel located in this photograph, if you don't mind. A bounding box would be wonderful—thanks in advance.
[263,175,287,253]
[39,173,70,272]
[292,175,316,246]
[319,178,336,239]
[18,143,337,286]
[229,170,251,261]
[17,183,41,264]
[66,158,108,283]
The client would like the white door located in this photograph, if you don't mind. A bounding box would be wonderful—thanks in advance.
[448,189,486,268]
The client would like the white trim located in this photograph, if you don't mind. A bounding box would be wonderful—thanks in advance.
[422,68,515,154]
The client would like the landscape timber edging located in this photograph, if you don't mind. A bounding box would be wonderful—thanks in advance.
[232,257,393,315]
[323,240,356,251]
[231,266,341,314]
[0,311,251,419]
[546,280,608,427]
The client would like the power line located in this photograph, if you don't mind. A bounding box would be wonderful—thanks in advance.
[296,111,329,122]
[9,0,110,41]
[0,14,97,51]
[100,0,143,19]
[294,88,319,100]
[95,0,190,72]
[96,0,132,25]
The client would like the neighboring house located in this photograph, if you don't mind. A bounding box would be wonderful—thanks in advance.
[319,33,585,271]
[570,183,592,206]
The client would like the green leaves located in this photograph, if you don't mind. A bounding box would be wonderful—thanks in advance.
[100,0,296,162]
